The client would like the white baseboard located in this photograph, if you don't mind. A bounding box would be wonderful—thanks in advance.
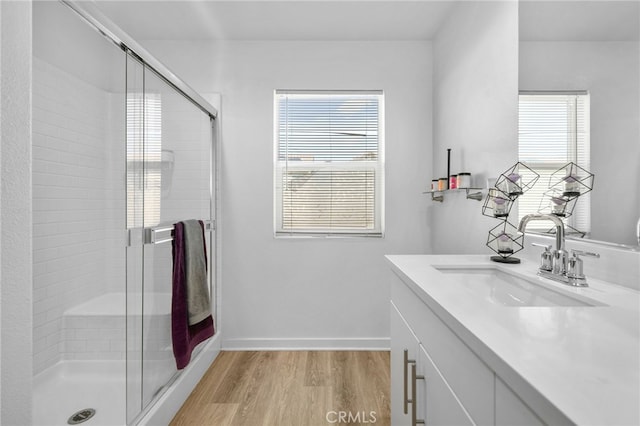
[222,337,390,351]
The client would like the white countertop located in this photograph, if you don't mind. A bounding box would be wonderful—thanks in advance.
[386,254,640,426]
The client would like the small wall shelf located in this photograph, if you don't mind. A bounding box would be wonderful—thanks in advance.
[423,188,484,202]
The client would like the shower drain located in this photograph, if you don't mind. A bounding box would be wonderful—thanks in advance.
[67,408,96,425]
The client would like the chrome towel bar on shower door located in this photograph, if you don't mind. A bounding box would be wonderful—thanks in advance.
[143,220,215,245]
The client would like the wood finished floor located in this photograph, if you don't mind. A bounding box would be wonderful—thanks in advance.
[170,351,390,426]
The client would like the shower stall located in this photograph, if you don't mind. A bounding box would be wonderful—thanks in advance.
[31,1,219,424]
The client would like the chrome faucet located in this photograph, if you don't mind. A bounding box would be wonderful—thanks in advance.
[518,213,567,273]
[517,214,598,287]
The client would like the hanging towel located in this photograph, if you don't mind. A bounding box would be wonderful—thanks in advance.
[183,220,212,325]
[171,220,214,370]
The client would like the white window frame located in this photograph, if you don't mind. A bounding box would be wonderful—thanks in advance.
[273,90,385,237]
[518,91,591,235]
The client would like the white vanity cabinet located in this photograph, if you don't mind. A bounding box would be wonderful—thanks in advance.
[387,254,637,426]
[391,302,473,426]
[390,269,551,426]
[391,273,495,425]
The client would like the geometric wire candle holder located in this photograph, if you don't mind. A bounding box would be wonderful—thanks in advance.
[538,188,579,218]
[536,162,594,238]
[486,162,539,264]
[486,221,524,263]
[548,162,594,201]
[482,188,514,218]
[494,162,540,201]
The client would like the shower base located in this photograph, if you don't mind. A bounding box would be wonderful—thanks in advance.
[33,360,126,426]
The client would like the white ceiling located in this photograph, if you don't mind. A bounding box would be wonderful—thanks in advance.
[94,0,458,41]
[93,0,639,42]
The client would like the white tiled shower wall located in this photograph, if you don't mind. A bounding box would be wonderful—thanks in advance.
[32,57,125,373]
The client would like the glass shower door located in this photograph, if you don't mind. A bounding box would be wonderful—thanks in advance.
[125,52,145,425]
[126,58,214,423]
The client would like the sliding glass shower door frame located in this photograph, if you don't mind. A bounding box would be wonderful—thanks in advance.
[57,2,219,424]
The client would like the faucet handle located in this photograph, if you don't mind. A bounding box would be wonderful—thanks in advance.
[570,249,600,259]
[532,243,553,271]
[531,243,552,250]
[567,250,599,286]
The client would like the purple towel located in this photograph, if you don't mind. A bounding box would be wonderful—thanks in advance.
[171,220,215,370]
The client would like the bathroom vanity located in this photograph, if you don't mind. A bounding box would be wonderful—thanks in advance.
[387,255,640,426]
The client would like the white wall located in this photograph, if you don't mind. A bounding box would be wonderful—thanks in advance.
[0,1,33,424]
[519,41,640,246]
[141,40,433,349]
[431,1,520,255]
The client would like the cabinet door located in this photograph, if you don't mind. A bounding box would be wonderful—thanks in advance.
[415,344,474,426]
[391,301,420,426]
[392,275,494,425]
[495,377,544,426]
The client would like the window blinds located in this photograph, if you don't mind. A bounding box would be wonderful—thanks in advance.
[274,90,384,236]
[518,93,590,233]
[127,93,162,229]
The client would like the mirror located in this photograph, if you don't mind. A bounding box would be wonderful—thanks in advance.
[519,1,640,248]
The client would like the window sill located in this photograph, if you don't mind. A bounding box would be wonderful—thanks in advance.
[274,232,384,239]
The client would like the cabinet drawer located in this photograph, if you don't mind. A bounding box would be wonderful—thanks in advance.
[391,273,494,425]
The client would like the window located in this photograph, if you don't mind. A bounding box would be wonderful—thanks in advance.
[518,92,590,234]
[127,93,162,228]
[274,90,384,236]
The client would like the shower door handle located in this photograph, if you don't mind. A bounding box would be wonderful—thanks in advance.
[145,226,174,245]
[126,228,144,247]
[143,220,214,245]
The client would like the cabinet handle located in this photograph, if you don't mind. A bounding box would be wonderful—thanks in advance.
[411,363,425,426]
[404,349,416,414]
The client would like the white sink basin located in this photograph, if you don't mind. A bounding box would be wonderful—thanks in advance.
[435,266,605,307]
